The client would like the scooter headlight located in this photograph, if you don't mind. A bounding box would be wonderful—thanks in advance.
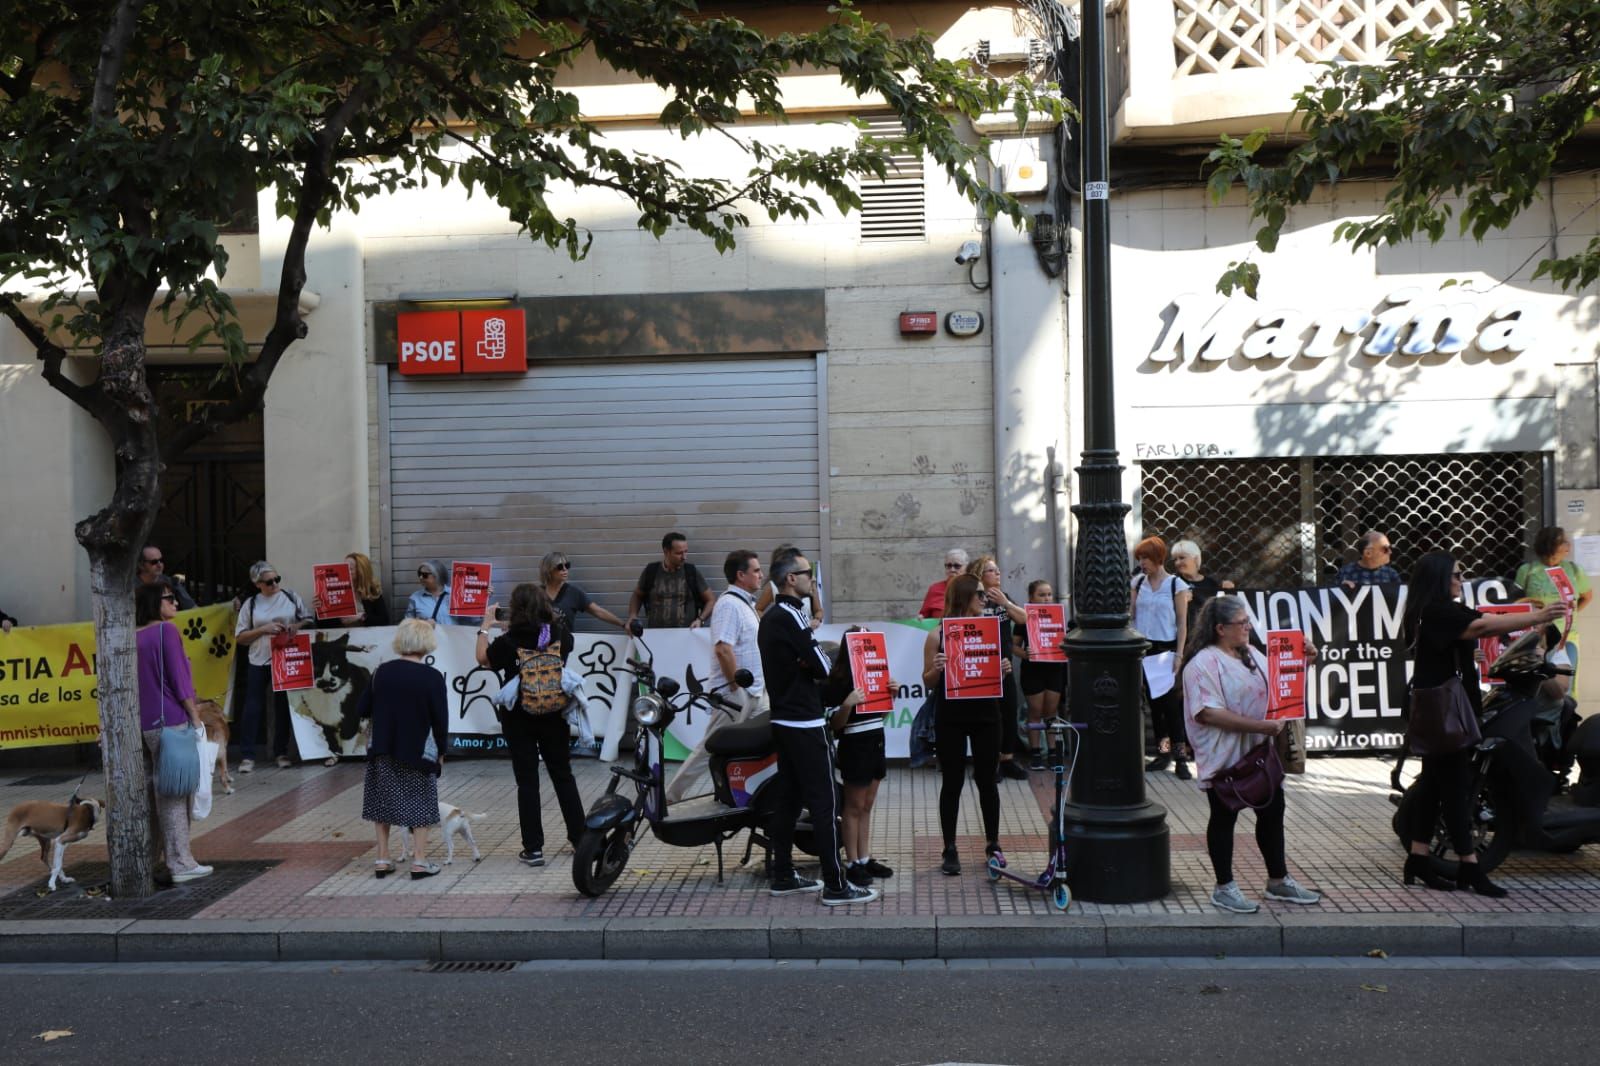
[633,692,666,727]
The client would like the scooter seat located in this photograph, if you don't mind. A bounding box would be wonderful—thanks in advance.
[705,718,773,756]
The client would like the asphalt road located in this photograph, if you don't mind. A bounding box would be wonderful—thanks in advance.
[4,959,1597,1065]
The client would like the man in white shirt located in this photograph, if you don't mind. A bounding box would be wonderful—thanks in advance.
[665,550,768,802]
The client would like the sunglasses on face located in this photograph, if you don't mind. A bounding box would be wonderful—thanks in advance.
[791,569,813,578]
[554,563,570,571]
[259,577,280,587]
[160,594,177,604]
[417,570,432,579]
[945,562,964,570]
[143,557,164,567]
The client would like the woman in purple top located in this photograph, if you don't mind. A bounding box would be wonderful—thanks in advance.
[135,582,211,883]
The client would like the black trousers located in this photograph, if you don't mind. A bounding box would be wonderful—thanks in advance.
[935,705,1001,848]
[501,711,586,853]
[1407,749,1475,856]
[1144,675,1186,754]
[998,673,1024,757]
[1205,785,1287,886]
[768,723,845,891]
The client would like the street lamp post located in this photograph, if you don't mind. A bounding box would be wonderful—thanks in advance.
[1061,0,1172,903]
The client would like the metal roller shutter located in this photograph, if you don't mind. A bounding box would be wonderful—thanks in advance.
[385,356,821,627]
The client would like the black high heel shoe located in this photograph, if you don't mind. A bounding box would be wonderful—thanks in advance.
[1402,853,1456,891]
[1457,862,1508,898]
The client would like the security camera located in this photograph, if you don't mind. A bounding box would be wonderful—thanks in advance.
[954,240,983,265]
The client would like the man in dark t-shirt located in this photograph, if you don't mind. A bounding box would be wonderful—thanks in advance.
[627,531,714,629]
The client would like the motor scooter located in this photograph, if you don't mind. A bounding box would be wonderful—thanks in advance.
[1393,628,1600,873]
[571,634,814,897]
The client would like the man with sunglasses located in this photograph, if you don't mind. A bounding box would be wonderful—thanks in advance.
[234,560,311,771]
[139,544,196,610]
[758,552,876,906]
[1336,531,1402,591]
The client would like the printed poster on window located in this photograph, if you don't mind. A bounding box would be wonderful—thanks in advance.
[271,633,314,692]
[1025,603,1068,663]
[942,616,1003,700]
[1477,603,1536,686]
[450,561,492,617]
[313,562,358,620]
[844,630,893,714]
[1265,629,1307,720]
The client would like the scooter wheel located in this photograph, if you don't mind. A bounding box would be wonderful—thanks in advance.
[1051,883,1071,911]
[986,856,1002,882]
[572,826,631,897]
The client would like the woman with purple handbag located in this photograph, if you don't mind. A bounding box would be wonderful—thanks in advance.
[1401,552,1564,897]
[1182,596,1323,915]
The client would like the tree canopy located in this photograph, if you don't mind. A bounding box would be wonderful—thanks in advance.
[1204,0,1600,298]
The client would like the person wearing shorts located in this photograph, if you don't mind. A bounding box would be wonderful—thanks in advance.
[1017,579,1068,771]
[823,634,893,889]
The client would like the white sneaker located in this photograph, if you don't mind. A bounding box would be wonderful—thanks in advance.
[238,759,255,774]
[1265,875,1322,905]
[1211,881,1259,914]
[173,865,213,883]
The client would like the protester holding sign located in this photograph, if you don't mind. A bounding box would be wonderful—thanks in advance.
[234,561,311,772]
[135,582,211,884]
[1182,596,1321,915]
[825,631,894,888]
[968,555,1029,782]
[1403,552,1565,897]
[1132,538,1192,780]
[925,573,1009,876]
[405,559,478,627]
[1019,581,1067,771]
[1515,526,1591,697]
[317,552,390,629]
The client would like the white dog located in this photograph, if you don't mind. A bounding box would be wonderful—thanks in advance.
[397,802,484,865]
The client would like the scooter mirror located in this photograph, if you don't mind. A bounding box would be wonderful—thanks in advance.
[656,676,680,698]
[628,619,645,638]
[733,669,754,689]
[685,664,704,695]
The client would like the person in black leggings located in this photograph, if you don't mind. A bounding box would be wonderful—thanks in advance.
[1401,551,1563,897]
[924,573,1008,876]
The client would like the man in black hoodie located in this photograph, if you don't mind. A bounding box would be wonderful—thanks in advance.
[757,553,877,906]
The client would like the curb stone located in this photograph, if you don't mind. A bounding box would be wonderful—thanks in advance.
[0,914,1598,963]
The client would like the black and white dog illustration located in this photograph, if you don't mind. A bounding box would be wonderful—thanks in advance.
[293,634,374,756]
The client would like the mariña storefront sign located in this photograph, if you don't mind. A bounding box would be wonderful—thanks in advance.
[1150,287,1538,365]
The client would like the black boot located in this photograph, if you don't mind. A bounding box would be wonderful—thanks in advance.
[1457,861,1508,898]
[1402,853,1456,891]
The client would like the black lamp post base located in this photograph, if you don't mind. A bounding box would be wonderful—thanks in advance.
[1062,800,1171,903]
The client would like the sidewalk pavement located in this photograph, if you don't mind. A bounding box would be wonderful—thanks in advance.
[2,755,1597,962]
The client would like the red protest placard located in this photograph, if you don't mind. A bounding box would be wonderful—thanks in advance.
[313,562,358,620]
[1547,566,1578,647]
[449,561,491,617]
[1025,603,1068,663]
[844,630,894,714]
[1265,629,1306,720]
[271,633,314,692]
[942,616,1003,700]
[1477,603,1536,685]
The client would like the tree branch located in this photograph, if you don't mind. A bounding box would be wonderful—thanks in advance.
[90,0,141,126]
[0,296,117,423]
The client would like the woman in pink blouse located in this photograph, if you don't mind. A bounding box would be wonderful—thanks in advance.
[1182,595,1319,915]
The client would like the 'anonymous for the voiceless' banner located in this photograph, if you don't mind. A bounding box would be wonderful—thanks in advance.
[0,605,238,749]
[1227,580,1520,752]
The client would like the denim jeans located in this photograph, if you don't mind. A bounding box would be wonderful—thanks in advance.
[239,662,291,760]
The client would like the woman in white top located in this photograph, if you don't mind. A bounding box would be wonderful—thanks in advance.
[1131,537,1192,779]
[234,560,311,771]
[1182,595,1321,914]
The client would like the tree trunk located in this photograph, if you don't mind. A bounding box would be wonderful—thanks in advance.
[88,549,156,898]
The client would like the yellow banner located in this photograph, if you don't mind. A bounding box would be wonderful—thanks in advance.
[0,604,237,749]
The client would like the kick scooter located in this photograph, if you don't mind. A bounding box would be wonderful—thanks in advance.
[986,717,1084,912]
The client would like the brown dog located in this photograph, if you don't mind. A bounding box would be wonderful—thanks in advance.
[0,797,106,891]
[195,699,234,795]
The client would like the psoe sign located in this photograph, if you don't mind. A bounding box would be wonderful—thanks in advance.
[397,309,526,376]
[1149,287,1538,365]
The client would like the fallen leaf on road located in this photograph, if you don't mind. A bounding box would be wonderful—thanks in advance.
[1360,984,1388,993]
[331,831,344,838]
[35,1030,73,1042]
[1366,948,1388,959]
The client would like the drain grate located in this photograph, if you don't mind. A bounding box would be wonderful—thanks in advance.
[0,860,278,920]
[423,960,518,974]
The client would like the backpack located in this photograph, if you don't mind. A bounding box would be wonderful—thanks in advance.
[516,625,565,715]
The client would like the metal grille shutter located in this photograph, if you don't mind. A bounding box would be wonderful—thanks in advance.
[858,115,925,241]
[1139,452,1546,588]
[386,357,821,627]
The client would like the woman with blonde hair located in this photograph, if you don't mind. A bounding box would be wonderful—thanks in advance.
[967,554,1029,781]
[360,619,449,880]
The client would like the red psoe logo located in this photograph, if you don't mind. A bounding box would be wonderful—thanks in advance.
[462,309,527,374]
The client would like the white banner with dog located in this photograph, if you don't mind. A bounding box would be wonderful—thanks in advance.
[278,621,939,763]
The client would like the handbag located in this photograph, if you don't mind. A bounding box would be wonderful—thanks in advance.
[1211,738,1285,813]
[152,625,201,798]
[1407,674,1481,756]
[192,726,219,819]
